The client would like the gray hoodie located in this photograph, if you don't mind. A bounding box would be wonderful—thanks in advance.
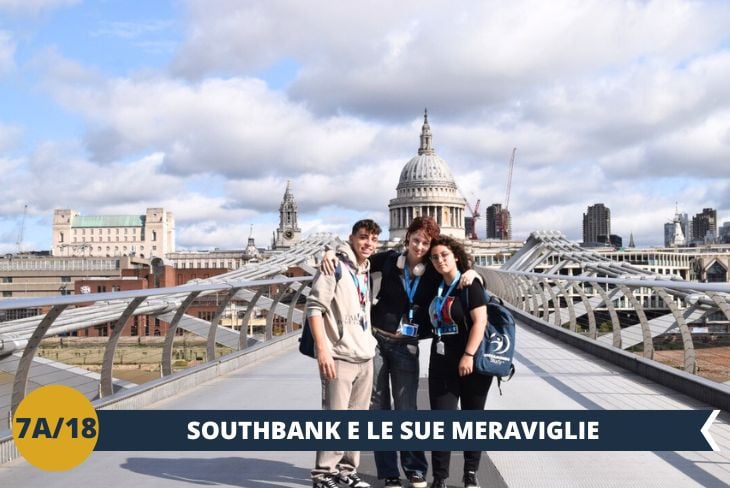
[305,242,377,363]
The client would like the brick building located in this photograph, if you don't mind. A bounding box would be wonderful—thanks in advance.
[71,264,229,338]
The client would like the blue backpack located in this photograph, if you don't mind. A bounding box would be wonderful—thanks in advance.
[298,317,318,358]
[299,264,342,358]
[462,286,516,393]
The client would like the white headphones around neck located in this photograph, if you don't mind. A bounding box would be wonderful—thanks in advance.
[396,253,425,276]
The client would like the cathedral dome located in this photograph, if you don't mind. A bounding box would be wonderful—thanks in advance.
[397,153,458,190]
[388,110,466,241]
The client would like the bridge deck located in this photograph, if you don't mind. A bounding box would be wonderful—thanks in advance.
[1,318,730,488]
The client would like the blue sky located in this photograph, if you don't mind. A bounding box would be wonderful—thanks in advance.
[1,0,730,253]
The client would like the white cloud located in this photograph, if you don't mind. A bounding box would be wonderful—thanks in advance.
[0,123,22,151]
[640,111,730,177]
[0,157,29,217]
[0,31,16,75]
[3,0,730,251]
[28,150,184,209]
[176,221,251,250]
[40,67,381,178]
[31,46,104,85]
[0,148,182,215]
[224,157,401,213]
[91,20,173,40]
[0,0,79,15]
[173,1,730,116]
[120,192,274,250]
[0,147,276,251]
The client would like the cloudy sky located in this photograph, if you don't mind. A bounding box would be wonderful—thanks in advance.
[1,0,729,253]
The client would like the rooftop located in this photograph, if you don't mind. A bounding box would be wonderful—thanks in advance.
[71,215,145,228]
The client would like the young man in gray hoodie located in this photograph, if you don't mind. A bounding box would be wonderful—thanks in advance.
[308,219,381,488]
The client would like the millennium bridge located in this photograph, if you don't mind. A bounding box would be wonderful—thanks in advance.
[1,232,730,487]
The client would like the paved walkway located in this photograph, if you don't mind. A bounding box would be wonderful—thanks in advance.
[1,320,729,487]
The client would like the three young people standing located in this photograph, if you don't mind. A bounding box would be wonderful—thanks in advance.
[310,217,493,488]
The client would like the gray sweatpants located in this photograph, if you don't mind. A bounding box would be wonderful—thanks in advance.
[312,358,374,479]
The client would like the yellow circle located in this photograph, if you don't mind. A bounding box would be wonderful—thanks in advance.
[12,385,99,471]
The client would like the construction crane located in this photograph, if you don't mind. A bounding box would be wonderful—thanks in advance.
[16,204,27,254]
[500,148,516,240]
[465,198,481,240]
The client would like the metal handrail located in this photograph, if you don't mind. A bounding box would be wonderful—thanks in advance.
[0,276,311,311]
[480,240,730,384]
[0,234,343,427]
[505,270,730,294]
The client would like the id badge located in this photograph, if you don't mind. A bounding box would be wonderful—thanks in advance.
[358,310,368,330]
[436,324,458,336]
[436,340,445,355]
[397,321,419,337]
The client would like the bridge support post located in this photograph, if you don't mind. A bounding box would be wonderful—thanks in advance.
[266,279,291,341]
[571,282,597,338]
[239,289,264,349]
[516,276,532,312]
[527,277,541,316]
[539,278,551,322]
[543,279,561,327]
[11,305,68,417]
[206,286,243,361]
[618,285,653,360]
[503,274,519,304]
[591,282,623,348]
[162,291,201,376]
[655,288,697,374]
[554,280,577,331]
[708,292,730,325]
[100,297,146,397]
[286,282,308,333]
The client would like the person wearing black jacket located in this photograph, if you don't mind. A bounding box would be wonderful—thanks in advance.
[366,217,440,488]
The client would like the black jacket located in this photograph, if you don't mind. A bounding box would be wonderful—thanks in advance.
[369,250,441,336]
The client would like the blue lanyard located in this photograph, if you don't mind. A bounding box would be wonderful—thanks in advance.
[403,264,421,320]
[344,263,368,306]
[435,271,461,337]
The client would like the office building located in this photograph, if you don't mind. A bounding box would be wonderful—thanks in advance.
[720,222,730,244]
[692,208,717,244]
[582,203,611,247]
[52,208,175,258]
[597,234,623,248]
[486,203,511,240]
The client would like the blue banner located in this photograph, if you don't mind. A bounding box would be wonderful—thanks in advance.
[95,409,718,451]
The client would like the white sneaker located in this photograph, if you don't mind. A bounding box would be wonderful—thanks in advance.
[338,472,371,488]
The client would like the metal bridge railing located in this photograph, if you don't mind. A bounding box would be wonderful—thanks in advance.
[0,233,341,432]
[0,274,313,432]
[480,266,730,384]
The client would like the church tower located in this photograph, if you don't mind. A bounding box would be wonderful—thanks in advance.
[273,180,301,249]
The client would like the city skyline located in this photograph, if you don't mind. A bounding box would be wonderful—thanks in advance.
[1,1,730,252]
